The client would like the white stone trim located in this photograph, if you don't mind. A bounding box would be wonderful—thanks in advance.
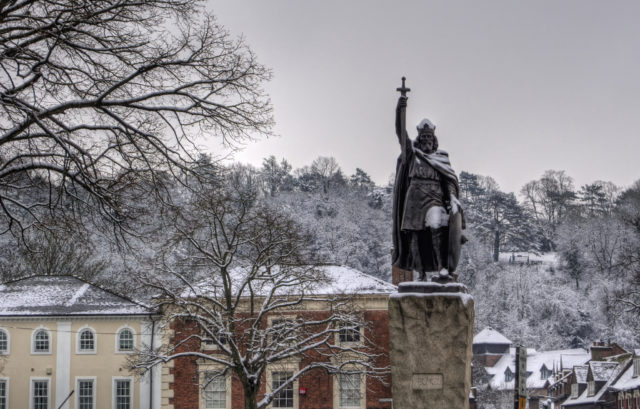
[75,377,97,409]
[56,321,72,409]
[31,326,52,355]
[139,319,162,409]
[29,377,51,409]
[115,325,137,354]
[333,372,366,409]
[0,327,9,355]
[266,363,299,409]
[198,363,232,409]
[112,377,135,409]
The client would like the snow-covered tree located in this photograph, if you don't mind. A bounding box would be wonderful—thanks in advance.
[350,168,375,192]
[520,170,577,250]
[260,156,294,196]
[0,0,273,236]
[460,172,539,261]
[133,178,387,409]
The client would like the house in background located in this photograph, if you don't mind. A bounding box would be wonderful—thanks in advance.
[542,342,635,409]
[561,361,621,409]
[0,275,161,409]
[473,327,591,409]
[610,350,640,409]
[473,327,512,367]
[162,265,395,409]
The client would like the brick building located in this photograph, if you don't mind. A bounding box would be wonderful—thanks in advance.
[160,266,395,409]
[544,342,634,409]
[611,350,640,409]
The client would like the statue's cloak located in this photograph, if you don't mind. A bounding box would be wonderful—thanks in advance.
[391,146,461,271]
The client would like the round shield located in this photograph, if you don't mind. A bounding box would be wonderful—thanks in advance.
[447,211,463,273]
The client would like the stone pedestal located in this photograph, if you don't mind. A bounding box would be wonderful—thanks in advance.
[389,282,474,409]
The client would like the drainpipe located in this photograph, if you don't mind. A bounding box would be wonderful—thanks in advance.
[150,317,156,409]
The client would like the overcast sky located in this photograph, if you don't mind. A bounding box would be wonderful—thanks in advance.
[206,0,640,194]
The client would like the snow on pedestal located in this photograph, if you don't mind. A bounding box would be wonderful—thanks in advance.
[389,281,474,409]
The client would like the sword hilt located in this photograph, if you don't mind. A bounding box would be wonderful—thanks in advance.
[396,76,411,97]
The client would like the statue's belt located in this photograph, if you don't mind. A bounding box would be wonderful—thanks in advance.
[409,178,440,185]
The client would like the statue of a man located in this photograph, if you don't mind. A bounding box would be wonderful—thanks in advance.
[392,86,465,282]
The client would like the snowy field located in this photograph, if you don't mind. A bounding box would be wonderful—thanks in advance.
[497,251,558,266]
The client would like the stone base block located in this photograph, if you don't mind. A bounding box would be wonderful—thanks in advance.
[389,288,474,409]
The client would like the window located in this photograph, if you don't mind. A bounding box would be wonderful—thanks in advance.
[113,379,132,409]
[504,367,514,382]
[0,329,8,354]
[78,328,96,353]
[32,329,50,354]
[540,365,552,380]
[204,374,226,409]
[0,379,7,409]
[202,331,227,350]
[271,372,293,408]
[117,328,135,353]
[571,383,578,398]
[618,392,624,409]
[339,374,361,409]
[31,379,49,409]
[587,380,595,396]
[76,379,95,409]
[339,324,361,343]
[634,357,640,378]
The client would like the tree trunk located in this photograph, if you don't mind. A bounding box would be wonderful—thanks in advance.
[244,387,259,409]
[493,230,500,262]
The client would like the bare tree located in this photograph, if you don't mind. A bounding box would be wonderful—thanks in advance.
[0,0,273,235]
[133,178,387,409]
[310,156,342,194]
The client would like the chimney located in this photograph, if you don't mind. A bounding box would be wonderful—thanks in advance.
[590,341,613,361]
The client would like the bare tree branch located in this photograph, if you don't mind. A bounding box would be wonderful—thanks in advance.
[0,0,273,236]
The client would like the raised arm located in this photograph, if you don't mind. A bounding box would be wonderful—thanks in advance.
[396,96,412,161]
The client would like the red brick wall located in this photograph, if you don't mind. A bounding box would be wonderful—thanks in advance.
[168,306,392,409]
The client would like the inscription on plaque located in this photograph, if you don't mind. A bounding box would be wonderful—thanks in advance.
[411,373,443,390]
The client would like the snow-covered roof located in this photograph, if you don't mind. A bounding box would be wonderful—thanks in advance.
[184,265,396,298]
[563,361,625,407]
[317,265,397,294]
[574,366,589,384]
[474,327,512,345]
[486,347,589,390]
[610,358,640,392]
[0,276,153,316]
[590,362,619,382]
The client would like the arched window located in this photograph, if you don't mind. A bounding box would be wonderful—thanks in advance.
[116,327,135,353]
[77,328,96,353]
[32,328,50,353]
[0,328,8,354]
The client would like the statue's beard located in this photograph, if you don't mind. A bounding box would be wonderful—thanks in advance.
[415,140,435,154]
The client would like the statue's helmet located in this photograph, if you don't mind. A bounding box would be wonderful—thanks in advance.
[416,118,436,133]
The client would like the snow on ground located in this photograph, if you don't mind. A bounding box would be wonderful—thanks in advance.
[498,251,559,266]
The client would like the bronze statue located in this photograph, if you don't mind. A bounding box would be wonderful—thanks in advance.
[392,77,465,282]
